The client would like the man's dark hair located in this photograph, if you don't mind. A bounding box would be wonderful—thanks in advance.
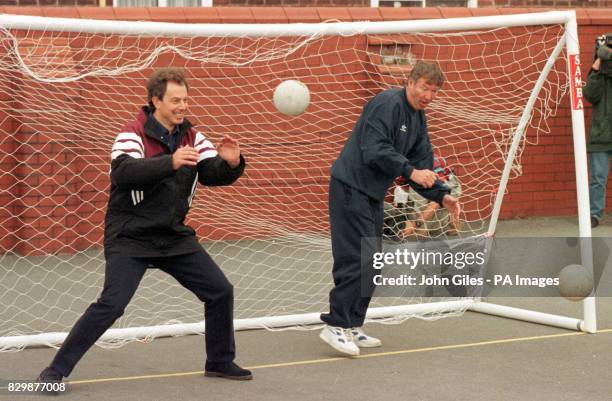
[147,68,189,109]
[409,61,445,87]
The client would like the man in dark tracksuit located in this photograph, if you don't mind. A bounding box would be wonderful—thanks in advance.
[320,61,460,356]
[38,68,252,390]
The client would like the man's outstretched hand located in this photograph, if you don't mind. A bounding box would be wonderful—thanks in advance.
[217,135,241,168]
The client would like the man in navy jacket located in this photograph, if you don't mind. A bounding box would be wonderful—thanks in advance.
[38,68,252,390]
[320,61,460,356]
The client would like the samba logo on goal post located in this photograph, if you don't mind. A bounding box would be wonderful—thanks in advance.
[568,54,584,110]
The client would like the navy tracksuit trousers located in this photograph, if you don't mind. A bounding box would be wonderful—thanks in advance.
[321,177,383,329]
[50,249,235,377]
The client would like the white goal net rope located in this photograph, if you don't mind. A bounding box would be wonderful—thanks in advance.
[0,17,569,350]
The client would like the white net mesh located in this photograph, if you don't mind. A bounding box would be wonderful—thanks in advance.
[0,18,569,350]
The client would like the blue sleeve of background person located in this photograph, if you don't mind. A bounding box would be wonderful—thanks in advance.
[359,96,415,179]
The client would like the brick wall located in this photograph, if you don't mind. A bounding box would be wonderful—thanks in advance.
[479,0,612,6]
[1,0,611,7]
[0,7,610,255]
[0,0,97,6]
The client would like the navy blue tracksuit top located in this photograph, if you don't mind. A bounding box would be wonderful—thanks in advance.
[330,87,450,205]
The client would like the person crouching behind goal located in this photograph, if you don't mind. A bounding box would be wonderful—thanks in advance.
[383,155,462,240]
[319,61,460,356]
[37,68,252,390]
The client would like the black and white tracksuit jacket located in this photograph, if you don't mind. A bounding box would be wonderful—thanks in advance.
[104,106,245,257]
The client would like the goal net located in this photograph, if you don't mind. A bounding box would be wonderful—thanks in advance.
[0,11,593,351]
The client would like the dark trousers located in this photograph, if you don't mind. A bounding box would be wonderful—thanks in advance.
[320,178,383,329]
[50,248,235,377]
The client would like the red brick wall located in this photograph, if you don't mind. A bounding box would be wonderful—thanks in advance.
[479,0,612,6]
[1,1,612,7]
[0,0,97,6]
[0,7,610,255]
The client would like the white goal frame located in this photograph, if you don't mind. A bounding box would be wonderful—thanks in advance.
[0,10,595,350]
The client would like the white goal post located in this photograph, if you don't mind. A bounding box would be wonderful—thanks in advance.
[0,10,595,351]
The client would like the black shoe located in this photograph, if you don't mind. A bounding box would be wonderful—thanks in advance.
[204,361,252,381]
[591,217,599,228]
[37,366,63,395]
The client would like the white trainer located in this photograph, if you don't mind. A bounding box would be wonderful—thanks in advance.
[319,325,360,356]
[350,327,382,348]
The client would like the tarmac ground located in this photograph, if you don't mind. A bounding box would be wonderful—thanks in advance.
[1,215,611,401]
